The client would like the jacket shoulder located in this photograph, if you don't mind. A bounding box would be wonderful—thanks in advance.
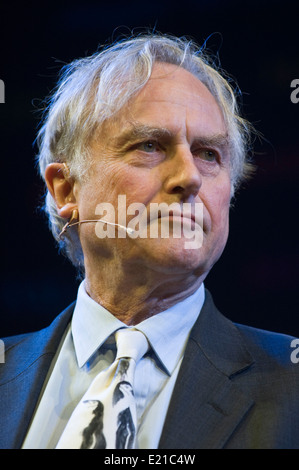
[234,321,298,367]
[0,302,75,385]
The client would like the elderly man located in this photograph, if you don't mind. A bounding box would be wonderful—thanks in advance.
[1,33,299,450]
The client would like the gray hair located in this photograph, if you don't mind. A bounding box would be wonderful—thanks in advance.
[36,33,254,270]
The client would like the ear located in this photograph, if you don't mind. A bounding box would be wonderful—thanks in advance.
[44,163,78,219]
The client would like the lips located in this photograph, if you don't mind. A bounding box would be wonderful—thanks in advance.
[157,207,203,228]
[130,202,206,233]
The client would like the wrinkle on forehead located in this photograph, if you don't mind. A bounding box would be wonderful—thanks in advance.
[92,62,226,149]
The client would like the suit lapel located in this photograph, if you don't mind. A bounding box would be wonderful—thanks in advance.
[1,291,254,449]
[159,290,255,449]
[0,303,74,449]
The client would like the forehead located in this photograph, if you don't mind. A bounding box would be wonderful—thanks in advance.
[97,62,226,142]
[139,62,217,105]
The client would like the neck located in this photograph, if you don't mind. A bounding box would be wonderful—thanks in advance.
[84,262,206,325]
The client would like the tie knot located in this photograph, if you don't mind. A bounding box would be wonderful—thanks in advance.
[115,328,148,363]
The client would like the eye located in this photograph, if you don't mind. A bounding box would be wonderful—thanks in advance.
[195,149,218,162]
[137,140,160,153]
[203,150,217,161]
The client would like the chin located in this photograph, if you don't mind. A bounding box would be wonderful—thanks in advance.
[141,238,210,274]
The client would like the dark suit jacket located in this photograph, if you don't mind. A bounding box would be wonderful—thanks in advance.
[1,290,299,449]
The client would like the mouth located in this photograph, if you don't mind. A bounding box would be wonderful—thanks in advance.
[124,202,207,235]
[157,209,203,229]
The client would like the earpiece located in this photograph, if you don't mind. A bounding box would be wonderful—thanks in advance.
[59,209,79,239]
[62,163,70,178]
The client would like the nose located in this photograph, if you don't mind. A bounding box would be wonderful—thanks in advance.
[163,146,202,200]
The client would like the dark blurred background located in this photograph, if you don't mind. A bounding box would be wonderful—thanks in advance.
[0,0,298,337]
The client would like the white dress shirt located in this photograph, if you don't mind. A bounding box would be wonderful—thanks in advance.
[22,280,205,449]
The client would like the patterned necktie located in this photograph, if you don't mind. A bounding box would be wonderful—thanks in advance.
[56,328,149,449]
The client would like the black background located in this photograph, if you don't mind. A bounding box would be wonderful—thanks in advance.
[1,0,298,337]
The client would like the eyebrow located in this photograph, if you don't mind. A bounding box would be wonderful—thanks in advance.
[112,123,172,147]
[192,134,230,150]
[113,122,230,151]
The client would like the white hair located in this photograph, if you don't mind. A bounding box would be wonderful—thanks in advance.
[36,33,254,270]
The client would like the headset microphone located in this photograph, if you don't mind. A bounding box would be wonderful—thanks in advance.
[59,217,135,239]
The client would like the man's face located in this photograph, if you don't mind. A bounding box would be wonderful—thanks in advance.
[74,63,231,279]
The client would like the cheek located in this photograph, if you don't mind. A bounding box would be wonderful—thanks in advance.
[113,167,160,207]
[207,182,231,236]
[78,164,160,217]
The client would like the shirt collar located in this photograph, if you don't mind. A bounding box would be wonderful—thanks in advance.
[136,285,205,375]
[72,280,205,374]
[72,281,124,368]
